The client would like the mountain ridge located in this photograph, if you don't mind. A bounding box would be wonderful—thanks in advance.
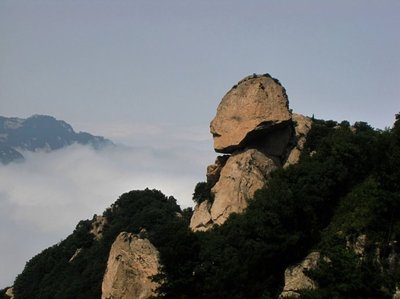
[0,115,112,164]
[2,74,400,299]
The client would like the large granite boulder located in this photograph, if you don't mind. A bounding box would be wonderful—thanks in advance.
[210,74,292,153]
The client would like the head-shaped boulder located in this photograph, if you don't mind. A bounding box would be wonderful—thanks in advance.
[210,74,292,153]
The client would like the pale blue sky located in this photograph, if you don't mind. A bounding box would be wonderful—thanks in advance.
[1,0,400,288]
[1,0,399,135]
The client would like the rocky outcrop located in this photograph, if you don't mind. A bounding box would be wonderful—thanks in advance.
[210,74,291,153]
[90,215,107,240]
[346,234,367,257]
[206,155,229,187]
[190,74,312,231]
[101,232,160,299]
[190,149,278,231]
[210,149,278,225]
[189,200,214,232]
[280,252,320,298]
[284,114,313,167]
[5,287,14,299]
[70,215,107,263]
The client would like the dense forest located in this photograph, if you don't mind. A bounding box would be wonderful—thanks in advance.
[5,113,400,299]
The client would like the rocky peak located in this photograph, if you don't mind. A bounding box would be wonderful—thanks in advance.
[210,74,292,154]
[0,114,113,164]
[101,232,160,299]
[190,74,312,231]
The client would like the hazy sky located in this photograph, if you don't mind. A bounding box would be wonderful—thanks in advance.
[1,0,400,288]
[1,0,399,131]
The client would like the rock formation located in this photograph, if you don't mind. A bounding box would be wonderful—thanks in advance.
[284,113,313,167]
[346,234,367,257]
[5,287,14,299]
[190,200,214,232]
[90,215,107,240]
[280,252,320,298]
[190,74,312,231]
[101,232,160,299]
[210,149,278,225]
[210,74,291,153]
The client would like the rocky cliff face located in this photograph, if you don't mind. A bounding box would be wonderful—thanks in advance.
[190,74,312,231]
[101,232,160,299]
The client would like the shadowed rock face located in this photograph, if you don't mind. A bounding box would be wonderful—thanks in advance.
[190,74,312,232]
[101,232,160,299]
[210,75,292,154]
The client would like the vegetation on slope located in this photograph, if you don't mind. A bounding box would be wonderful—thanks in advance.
[12,114,400,299]
[0,288,9,299]
[157,115,400,299]
[13,189,194,299]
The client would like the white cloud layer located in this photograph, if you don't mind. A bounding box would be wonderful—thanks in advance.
[0,140,215,287]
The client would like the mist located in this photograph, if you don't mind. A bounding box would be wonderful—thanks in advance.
[0,132,215,287]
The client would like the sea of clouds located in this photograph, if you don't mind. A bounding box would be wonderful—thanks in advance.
[0,123,215,287]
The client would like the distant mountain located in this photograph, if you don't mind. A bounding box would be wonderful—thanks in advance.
[0,115,112,164]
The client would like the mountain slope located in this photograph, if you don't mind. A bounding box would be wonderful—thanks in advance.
[10,189,194,299]
[4,75,400,299]
[8,114,400,299]
[0,115,112,164]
